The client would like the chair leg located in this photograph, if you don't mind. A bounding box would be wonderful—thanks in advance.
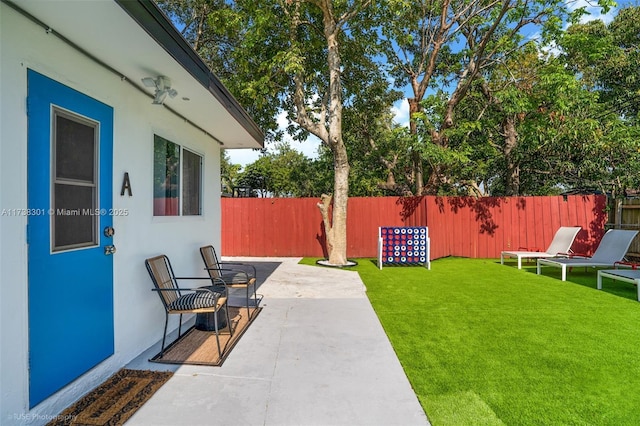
[253,282,258,307]
[246,286,251,318]
[244,281,260,319]
[178,313,184,338]
[225,304,233,337]
[160,313,169,357]
[213,308,222,358]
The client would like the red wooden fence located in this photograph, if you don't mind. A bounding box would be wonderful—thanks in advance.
[221,195,609,259]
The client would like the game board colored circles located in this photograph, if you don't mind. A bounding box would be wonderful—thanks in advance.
[380,226,428,265]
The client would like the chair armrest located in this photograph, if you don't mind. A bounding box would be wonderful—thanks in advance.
[174,276,213,280]
[174,276,225,284]
[205,267,250,281]
[518,247,541,252]
[219,262,257,276]
[152,286,223,293]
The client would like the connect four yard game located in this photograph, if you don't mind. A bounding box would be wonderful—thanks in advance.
[378,226,431,270]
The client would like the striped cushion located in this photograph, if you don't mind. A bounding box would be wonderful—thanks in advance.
[168,291,220,311]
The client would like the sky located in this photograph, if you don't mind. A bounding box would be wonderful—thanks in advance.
[225,0,622,167]
[225,99,411,167]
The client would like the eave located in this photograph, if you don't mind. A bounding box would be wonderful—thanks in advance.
[4,0,264,149]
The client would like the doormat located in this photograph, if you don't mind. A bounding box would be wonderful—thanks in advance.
[150,306,261,366]
[47,369,173,426]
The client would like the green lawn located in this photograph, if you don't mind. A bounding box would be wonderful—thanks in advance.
[302,257,640,425]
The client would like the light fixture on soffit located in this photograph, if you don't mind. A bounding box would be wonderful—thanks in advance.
[141,75,178,105]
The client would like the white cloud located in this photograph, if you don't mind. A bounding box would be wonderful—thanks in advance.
[295,136,322,158]
[392,99,410,127]
[275,108,290,129]
[567,0,617,24]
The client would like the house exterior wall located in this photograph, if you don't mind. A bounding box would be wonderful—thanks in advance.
[1,5,222,423]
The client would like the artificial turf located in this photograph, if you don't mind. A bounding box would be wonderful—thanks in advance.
[303,257,640,425]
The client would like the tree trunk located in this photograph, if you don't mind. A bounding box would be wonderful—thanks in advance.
[329,147,350,264]
[407,97,424,195]
[503,116,520,195]
[192,2,209,51]
[317,156,350,265]
[315,4,350,265]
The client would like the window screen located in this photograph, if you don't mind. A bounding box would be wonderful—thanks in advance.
[52,109,98,251]
[182,149,202,215]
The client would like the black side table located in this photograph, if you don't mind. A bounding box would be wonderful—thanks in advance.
[195,285,228,331]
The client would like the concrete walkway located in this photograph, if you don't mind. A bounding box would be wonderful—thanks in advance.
[126,258,429,426]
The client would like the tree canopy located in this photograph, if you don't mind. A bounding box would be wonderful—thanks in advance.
[158,1,639,251]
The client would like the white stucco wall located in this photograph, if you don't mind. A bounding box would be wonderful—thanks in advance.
[1,5,222,424]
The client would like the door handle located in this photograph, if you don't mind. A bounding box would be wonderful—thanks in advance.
[104,245,116,255]
[104,226,115,237]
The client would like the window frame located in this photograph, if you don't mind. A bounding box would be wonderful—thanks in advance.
[153,134,203,217]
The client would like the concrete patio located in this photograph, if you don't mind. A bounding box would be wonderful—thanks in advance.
[126,257,429,425]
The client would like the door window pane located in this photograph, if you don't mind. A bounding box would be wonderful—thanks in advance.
[55,115,95,181]
[52,109,98,251]
[54,184,95,248]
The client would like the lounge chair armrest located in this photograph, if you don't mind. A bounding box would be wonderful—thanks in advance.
[562,252,588,258]
[552,252,571,258]
[518,246,541,252]
[614,261,640,270]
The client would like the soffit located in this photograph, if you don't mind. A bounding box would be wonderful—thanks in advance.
[12,0,263,149]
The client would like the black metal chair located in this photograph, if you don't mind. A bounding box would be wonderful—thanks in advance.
[145,254,231,358]
[200,245,260,319]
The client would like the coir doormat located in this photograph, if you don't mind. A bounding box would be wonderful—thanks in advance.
[150,306,262,366]
[47,369,173,426]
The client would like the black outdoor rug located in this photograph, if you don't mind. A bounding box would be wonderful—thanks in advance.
[150,306,262,366]
[46,369,173,426]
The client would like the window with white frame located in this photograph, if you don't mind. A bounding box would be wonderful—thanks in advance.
[153,135,202,216]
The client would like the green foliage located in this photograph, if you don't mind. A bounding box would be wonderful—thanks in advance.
[220,150,242,195]
[236,142,319,197]
[157,0,640,198]
[361,0,593,195]
[561,6,640,122]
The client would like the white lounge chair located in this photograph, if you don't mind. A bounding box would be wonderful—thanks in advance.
[537,229,639,281]
[501,226,582,269]
[597,269,640,301]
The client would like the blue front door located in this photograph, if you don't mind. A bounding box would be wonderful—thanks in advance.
[27,70,114,407]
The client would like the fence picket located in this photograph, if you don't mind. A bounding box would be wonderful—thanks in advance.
[221,195,609,259]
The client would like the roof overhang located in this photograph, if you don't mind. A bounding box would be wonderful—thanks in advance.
[5,0,264,149]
